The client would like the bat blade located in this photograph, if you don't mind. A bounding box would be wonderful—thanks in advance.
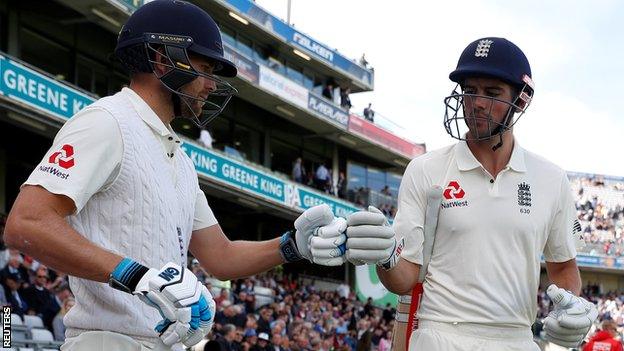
[418,185,443,283]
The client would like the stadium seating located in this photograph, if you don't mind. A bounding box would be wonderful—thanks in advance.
[29,329,53,343]
[22,316,43,329]
[570,175,624,256]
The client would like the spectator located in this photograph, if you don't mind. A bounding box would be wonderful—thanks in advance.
[359,54,368,68]
[583,320,623,351]
[336,172,347,199]
[314,164,329,191]
[322,83,334,101]
[271,333,285,351]
[3,273,28,317]
[215,288,231,309]
[257,306,274,335]
[382,303,395,325]
[380,185,391,196]
[292,158,306,184]
[340,88,352,111]
[252,332,272,351]
[0,250,29,284]
[22,267,59,330]
[52,297,75,341]
[363,103,374,123]
[325,168,334,194]
[217,324,243,351]
[199,128,214,148]
[378,330,392,351]
[243,328,258,351]
[215,300,247,330]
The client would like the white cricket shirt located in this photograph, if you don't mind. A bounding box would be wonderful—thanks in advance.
[25,87,217,230]
[395,140,577,328]
[23,88,218,339]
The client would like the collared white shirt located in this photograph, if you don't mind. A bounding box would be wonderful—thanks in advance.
[25,87,217,230]
[395,140,577,328]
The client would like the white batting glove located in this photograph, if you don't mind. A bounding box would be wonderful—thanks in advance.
[345,206,403,270]
[310,217,347,266]
[280,204,347,266]
[544,284,598,348]
[110,259,215,347]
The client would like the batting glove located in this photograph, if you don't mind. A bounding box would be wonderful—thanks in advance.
[544,284,598,348]
[109,259,215,347]
[345,206,403,270]
[279,204,347,266]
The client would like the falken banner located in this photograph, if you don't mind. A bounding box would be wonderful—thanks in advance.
[223,0,373,88]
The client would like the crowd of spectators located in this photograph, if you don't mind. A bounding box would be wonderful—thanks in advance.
[571,176,624,256]
[321,82,353,112]
[290,158,397,219]
[291,159,347,200]
[0,213,74,342]
[193,269,396,351]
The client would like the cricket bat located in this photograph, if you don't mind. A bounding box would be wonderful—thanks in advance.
[392,185,442,351]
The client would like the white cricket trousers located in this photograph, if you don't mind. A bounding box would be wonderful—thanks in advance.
[409,320,541,351]
[61,331,184,351]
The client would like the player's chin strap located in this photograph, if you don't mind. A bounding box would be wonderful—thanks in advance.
[490,105,515,151]
[172,94,183,119]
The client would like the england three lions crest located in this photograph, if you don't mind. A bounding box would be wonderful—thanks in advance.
[518,182,532,207]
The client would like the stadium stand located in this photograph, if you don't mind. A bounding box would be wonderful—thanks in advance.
[570,174,624,256]
[0,0,622,350]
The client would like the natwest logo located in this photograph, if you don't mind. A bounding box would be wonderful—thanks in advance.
[49,144,75,169]
[443,181,465,200]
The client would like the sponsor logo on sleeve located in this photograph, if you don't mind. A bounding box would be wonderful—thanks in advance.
[49,144,75,169]
[37,144,75,179]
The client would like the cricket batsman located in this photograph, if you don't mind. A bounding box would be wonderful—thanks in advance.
[343,37,598,350]
[4,1,348,350]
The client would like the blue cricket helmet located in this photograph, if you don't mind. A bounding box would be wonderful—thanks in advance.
[443,37,535,150]
[114,0,238,127]
[449,37,532,91]
[115,0,236,77]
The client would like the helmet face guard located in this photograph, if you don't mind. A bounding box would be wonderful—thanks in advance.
[144,33,237,128]
[443,75,534,142]
[444,37,534,149]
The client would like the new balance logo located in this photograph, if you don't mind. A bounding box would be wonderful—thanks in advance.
[158,267,180,281]
[475,39,494,57]
[573,219,582,235]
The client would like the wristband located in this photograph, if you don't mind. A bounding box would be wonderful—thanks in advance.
[379,238,404,271]
[279,230,303,263]
[109,257,149,294]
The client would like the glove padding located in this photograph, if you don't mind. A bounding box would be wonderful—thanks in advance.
[310,217,347,266]
[135,262,215,347]
[345,206,399,268]
[544,284,598,348]
[294,204,347,266]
